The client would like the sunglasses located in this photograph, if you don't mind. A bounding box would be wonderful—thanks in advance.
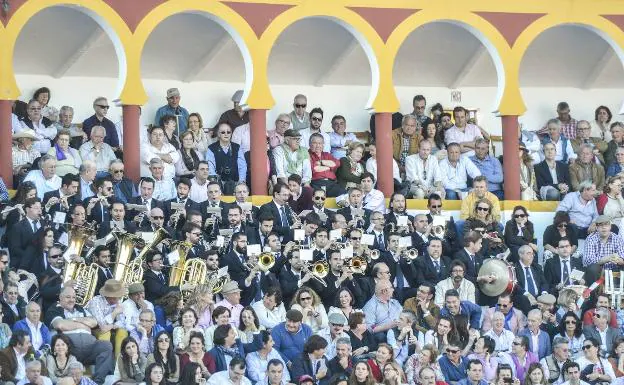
[582,345,593,350]
[295,104,307,108]
[512,342,521,346]
[96,105,110,109]
[593,313,601,318]
[430,205,442,209]
[219,131,232,135]
[447,349,459,354]
[497,303,509,308]
[49,254,61,259]
[565,320,577,324]
[112,170,124,174]
[350,237,361,241]
[158,338,169,343]
[311,117,322,122]
[300,297,312,301]
[557,223,568,228]
[477,207,490,212]
[514,214,527,218]
[314,196,326,201]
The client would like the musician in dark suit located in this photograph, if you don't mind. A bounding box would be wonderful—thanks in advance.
[84,177,114,224]
[43,173,80,218]
[258,182,295,239]
[91,245,115,295]
[7,197,43,270]
[164,178,200,227]
[543,237,585,295]
[385,192,414,227]
[309,188,335,229]
[181,222,206,260]
[246,213,275,249]
[426,193,460,257]
[232,182,260,226]
[0,282,26,327]
[411,214,433,255]
[199,181,230,222]
[143,251,180,303]
[454,231,485,283]
[514,245,549,314]
[219,232,262,306]
[535,143,572,201]
[367,211,388,252]
[97,200,138,238]
[318,249,363,306]
[336,187,371,229]
[39,245,65,311]
[128,177,163,227]
[287,174,314,214]
[415,238,451,287]
[380,233,419,302]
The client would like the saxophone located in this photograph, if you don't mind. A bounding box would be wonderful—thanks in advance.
[62,224,96,283]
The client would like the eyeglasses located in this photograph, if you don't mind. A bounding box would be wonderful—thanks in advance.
[512,342,521,346]
[350,237,361,240]
[112,170,124,174]
[477,207,490,212]
[300,297,312,301]
[295,104,307,108]
[446,349,459,354]
[158,338,169,343]
[497,303,509,308]
[557,223,567,228]
[96,105,110,109]
[430,205,442,209]
[514,214,527,218]
[314,196,326,201]
[6,292,18,295]
[565,320,577,324]
[593,313,601,318]
[277,120,290,125]
[379,270,391,275]
[311,117,322,122]
[582,345,593,350]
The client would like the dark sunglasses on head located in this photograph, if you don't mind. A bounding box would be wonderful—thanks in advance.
[514,214,527,218]
[295,104,307,108]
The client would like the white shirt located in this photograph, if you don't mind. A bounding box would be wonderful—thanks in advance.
[362,189,385,213]
[545,137,577,163]
[231,123,251,153]
[252,301,286,329]
[439,157,481,190]
[26,318,44,351]
[434,278,476,306]
[484,329,515,352]
[18,119,56,154]
[121,298,154,331]
[152,177,176,201]
[300,129,331,153]
[24,170,62,199]
[207,370,252,385]
[140,142,180,179]
[329,132,359,159]
[11,113,21,133]
[79,141,117,172]
[14,348,26,380]
[365,157,402,183]
[245,349,290,384]
[444,124,483,157]
[405,154,442,187]
[272,146,312,184]
[189,178,208,203]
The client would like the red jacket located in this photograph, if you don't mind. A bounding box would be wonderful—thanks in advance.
[309,150,340,181]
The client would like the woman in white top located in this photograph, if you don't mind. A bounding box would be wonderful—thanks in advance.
[187,113,211,154]
[175,131,204,178]
[365,143,402,184]
[173,308,203,353]
[576,337,616,384]
[327,288,360,331]
[590,106,613,142]
[33,87,59,123]
[203,305,244,350]
[598,176,624,230]
[141,126,179,179]
[290,287,328,333]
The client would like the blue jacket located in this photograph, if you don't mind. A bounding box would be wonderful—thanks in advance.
[518,328,552,359]
[440,301,482,330]
[271,322,313,364]
[207,334,263,372]
[154,105,190,134]
[12,319,51,348]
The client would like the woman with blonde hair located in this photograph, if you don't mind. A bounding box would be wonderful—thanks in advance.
[186,113,211,153]
[463,198,506,257]
[290,287,328,333]
[382,362,406,385]
[348,361,377,385]
[596,175,624,230]
[186,284,214,329]
[519,142,537,200]
[336,142,365,189]
[523,363,548,385]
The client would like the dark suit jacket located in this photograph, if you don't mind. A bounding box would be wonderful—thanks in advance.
[380,251,419,287]
[426,214,460,257]
[1,298,26,327]
[290,353,331,385]
[128,197,163,227]
[504,220,535,249]
[7,218,41,269]
[288,187,314,214]
[515,264,548,296]
[165,197,200,223]
[43,189,79,217]
[39,266,63,311]
[535,160,571,191]
[582,325,622,355]
[312,207,335,229]
[278,265,302,307]
[258,201,294,238]
[543,256,585,294]
[336,207,371,229]
[454,248,485,283]
[143,269,178,303]
[25,251,49,278]
[97,220,137,239]
[414,254,451,285]
[367,230,388,252]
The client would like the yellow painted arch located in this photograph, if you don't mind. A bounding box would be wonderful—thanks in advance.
[260,4,391,112]
[132,0,260,107]
[2,0,133,101]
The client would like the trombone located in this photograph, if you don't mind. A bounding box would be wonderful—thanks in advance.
[303,260,329,287]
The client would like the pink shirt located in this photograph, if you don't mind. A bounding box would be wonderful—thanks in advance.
[444,123,483,145]
[214,299,243,328]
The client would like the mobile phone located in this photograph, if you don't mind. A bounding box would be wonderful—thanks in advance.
[503,378,513,384]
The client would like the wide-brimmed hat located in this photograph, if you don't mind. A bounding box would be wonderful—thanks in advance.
[220,280,242,295]
[99,279,125,297]
[13,129,40,141]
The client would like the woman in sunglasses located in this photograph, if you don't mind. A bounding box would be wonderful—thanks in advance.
[576,337,615,384]
[607,337,624,379]
[463,198,506,258]
[556,311,585,359]
[503,205,538,264]
[542,211,579,259]
[147,330,180,385]
[290,287,328,333]
[596,176,624,232]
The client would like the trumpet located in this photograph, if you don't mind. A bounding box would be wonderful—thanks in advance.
[290,209,302,229]
[432,225,446,238]
[401,248,419,263]
[304,260,329,287]
[344,256,367,274]
[329,241,351,250]
[245,252,276,272]
[168,209,184,229]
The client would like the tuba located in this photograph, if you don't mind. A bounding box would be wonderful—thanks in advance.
[168,241,193,286]
[137,227,170,261]
[62,224,95,283]
[73,263,100,306]
[179,258,208,302]
[122,257,144,290]
[112,230,143,282]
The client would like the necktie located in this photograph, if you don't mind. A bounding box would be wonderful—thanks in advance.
[279,206,288,228]
[434,260,440,274]
[105,268,113,279]
[525,267,537,296]
[396,264,405,294]
[31,220,38,233]
[158,273,165,284]
[562,260,570,284]
[377,233,385,250]
[314,360,321,375]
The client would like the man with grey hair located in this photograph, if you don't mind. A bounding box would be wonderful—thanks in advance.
[392,115,421,172]
[535,142,571,201]
[519,309,551,359]
[15,360,52,385]
[110,159,137,203]
[289,94,310,131]
[82,96,120,150]
[541,118,577,164]
[327,337,353,377]
[540,336,571,385]
[68,361,98,385]
[556,180,598,239]
[571,120,607,164]
[569,144,605,193]
[214,89,248,131]
[54,105,88,148]
[405,140,444,199]
[470,138,504,199]
[79,126,117,177]
[149,158,175,201]
[76,160,97,200]
[24,155,61,199]
[318,313,350,360]
[515,245,548,313]
[267,113,291,149]
[18,99,56,155]
[483,311,515,353]
[582,306,622,354]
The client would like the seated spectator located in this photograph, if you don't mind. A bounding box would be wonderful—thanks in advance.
[32,87,57,123]
[386,310,419,366]
[252,287,286,330]
[130,309,165,356]
[576,337,616,383]
[504,205,537,263]
[519,310,552,360]
[143,363,167,385]
[520,127,542,165]
[606,146,624,177]
[405,345,445,385]
[591,105,612,141]
[597,176,624,229]
[422,121,446,157]
[362,280,402,343]
[463,199,506,258]
[173,308,203,353]
[535,142,571,201]
[16,359,52,385]
[542,211,579,259]
[392,115,421,175]
[79,125,117,177]
[569,144,605,192]
[481,294,526,335]
[0,330,34,384]
[329,115,359,160]
[605,121,624,167]
[309,133,343,197]
[179,332,215,378]
[582,294,617,329]
[456,360,487,385]
[206,357,251,385]
[519,142,538,200]
[45,334,79,382]
[439,339,469,384]
[267,113,290,149]
[215,90,249,132]
[582,307,621,355]
[110,159,137,204]
[141,126,179,180]
[541,338,572,384]
[206,324,262,373]
[154,88,190,134]
[54,106,88,149]
[19,99,55,154]
[301,107,331,152]
[571,120,607,164]
[365,143,403,193]
[12,129,41,184]
[419,367,446,385]
[0,309,10,349]
[555,312,585,359]
[23,156,61,200]
[12,301,50,354]
[444,106,487,157]
[44,286,114,385]
[186,112,211,153]
[273,129,312,186]
[85,278,128,355]
[271,309,313,368]
[467,336,498,383]
[439,289,482,333]
[318,313,350,360]
[82,97,120,150]
[1,281,25,328]
[149,158,176,201]
[238,307,263,343]
[179,362,204,385]
[161,114,181,150]
[539,102,578,139]
[115,336,147,385]
[470,138,504,199]
[405,140,444,199]
[336,142,365,190]
[499,336,538,384]
[189,161,210,203]
[290,287,328,333]
[543,237,585,295]
[244,138,279,189]
[346,313,377,357]
[245,332,289,384]
[556,181,598,239]
[434,261,476,307]
[287,175,313,214]
[439,143,481,200]
[48,130,81,176]
[231,122,251,153]
[206,122,246,193]
[541,119,577,164]
[290,335,330,385]
[147,330,180,385]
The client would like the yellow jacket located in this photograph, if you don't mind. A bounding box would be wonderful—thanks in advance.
[460,191,502,222]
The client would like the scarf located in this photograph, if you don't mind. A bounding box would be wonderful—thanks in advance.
[348,156,363,176]
[281,144,308,175]
[182,148,200,173]
[55,143,67,161]
[499,307,514,331]
[217,344,240,358]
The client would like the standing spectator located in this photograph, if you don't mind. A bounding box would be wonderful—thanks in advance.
[33,87,58,123]
[470,138,504,199]
[214,90,249,132]
[392,115,421,175]
[79,126,117,177]
[82,97,120,150]
[268,114,290,149]
[444,107,487,157]
[301,108,331,152]
[19,99,56,154]
[590,106,613,141]
[289,94,310,131]
[541,102,578,139]
[535,143,571,201]
[329,115,359,159]
[409,95,433,128]
[154,88,190,134]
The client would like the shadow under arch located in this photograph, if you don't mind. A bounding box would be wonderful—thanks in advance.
[261,7,384,111]
[5,0,132,99]
[134,2,257,106]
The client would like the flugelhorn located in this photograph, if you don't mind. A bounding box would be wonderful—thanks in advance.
[401,248,419,263]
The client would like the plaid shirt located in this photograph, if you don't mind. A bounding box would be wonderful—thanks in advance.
[12,146,40,171]
[539,117,578,139]
[582,231,624,268]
